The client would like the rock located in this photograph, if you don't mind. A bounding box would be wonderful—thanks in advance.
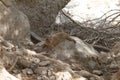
[0,36,14,49]
[23,49,37,55]
[0,0,30,45]
[29,63,37,69]
[74,76,88,80]
[51,40,75,60]
[12,69,19,74]
[57,0,120,29]
[0,67,19,80]
[32,58,40,64]
[71,36,99,58]
[109,64,119,73]
[34,67,48,75]
[89,77,96,80]
[92,70,103,76]
[88,60,97,69]
[55,71,72,80]
[47,69,52,76]
[0,0,13,7]
[37,76,49,80]
[22,68,33,75]
[49,76,56,80]
[76,70,92,78]
[14,0,70,36]
[39,61,51,66]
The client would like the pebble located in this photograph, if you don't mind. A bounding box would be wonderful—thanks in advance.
[74,76,88,80]
[22,68,33,75]
[47,70,52,76]
[12,69,19,74]
[109,64,119,69]
[49,76,56,80]
[92,70,103,76]
[55,71,72,80]
[34,67,48,75]
[89,77,96,80]
[37,76,49,80]
[39,61,51,66]
[33,58,40,63]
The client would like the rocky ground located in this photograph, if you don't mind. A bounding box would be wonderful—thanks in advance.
[0,33,120,80]
[0,0,120,80]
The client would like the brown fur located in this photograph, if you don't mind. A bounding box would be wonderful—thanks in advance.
[44,32,75,48]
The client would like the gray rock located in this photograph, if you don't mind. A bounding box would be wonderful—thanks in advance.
[47,70,52,76]
[88,60,97,69]
[37,76,49,80]
[74,77,88,80]
[32,58,40,64]
[0,0,30,45]
[49,76,56,80]
[71,36,99,58]
[39,61,51,66]
[89,77,96,80]
[92,70,103,76]
[12,69,19,74]
[34,67,48,75]
[22,68,33,75]
[55,71,72,80]
[76,70,92,78]
[109,64,119,69]
[0,67,19,80]
[109,64,119,73]
[14,0,70,36]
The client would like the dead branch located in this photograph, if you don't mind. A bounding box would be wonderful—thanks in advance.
[61,10,82,27]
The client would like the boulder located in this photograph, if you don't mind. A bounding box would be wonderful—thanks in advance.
[0,0,30,45]
[14,0,70,36]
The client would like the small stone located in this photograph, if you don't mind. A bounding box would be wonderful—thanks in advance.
[12,69,19,74]
[37,77,41,80]
[37,76,49,80]
[22,69,27,74]
[22,68,33,75]
[16,74,22,80]
[29,63,37,68]
[27,69,33,75]
[34,67,48,75]
[92,70,103,76]
[49,76,56,80]
[47,70,52,76]
[33,58,40,63]
[89,77,96,80]
[39,61,51,66]
[109,64,119,73]
[77,70,92,78]
[88,60,96,69]
[109,64,119,69]
[74,76,88,80]
[55,71,72,80]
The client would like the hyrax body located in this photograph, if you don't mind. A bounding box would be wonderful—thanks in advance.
[44,32,75,48]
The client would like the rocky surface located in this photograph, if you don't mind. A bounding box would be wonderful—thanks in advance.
[14,0,70,36]
[0,34,120,80]
[0,0,30,45]
[0,0,120,80]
